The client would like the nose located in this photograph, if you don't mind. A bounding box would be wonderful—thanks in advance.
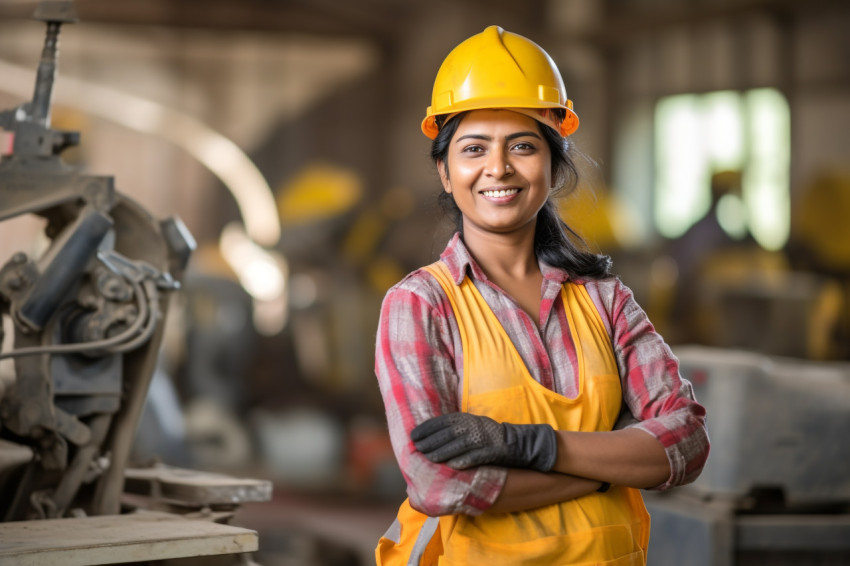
[485,149,513,178]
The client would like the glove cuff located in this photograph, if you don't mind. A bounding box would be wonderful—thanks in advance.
[504,423,558,472]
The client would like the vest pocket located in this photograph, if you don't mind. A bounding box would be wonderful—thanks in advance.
[468,376,622,433]
[439,522,646,565]
[467,385,534,423]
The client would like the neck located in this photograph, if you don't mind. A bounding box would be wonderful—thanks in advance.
[461,221,539,281]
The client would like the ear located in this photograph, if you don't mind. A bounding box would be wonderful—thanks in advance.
[437,159,452,193]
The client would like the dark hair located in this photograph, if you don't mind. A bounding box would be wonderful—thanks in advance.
[430,111,612,280]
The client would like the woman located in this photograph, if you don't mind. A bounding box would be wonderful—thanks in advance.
[375,26,709,565]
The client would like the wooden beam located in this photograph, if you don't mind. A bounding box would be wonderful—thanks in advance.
[590,0,849,47]
[0,0,410,41]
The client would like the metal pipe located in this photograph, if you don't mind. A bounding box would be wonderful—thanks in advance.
[17,209,113,331]
[31,21,60,125]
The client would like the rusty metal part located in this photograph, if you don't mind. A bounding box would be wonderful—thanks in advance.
[33,0,79,23]
[46,413,112,518]
[17,207,113,332]
[0,1,195,524]
[90,193,194,517]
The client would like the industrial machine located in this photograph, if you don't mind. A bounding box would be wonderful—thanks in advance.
[645,345,850,566]
[0,3,268,564]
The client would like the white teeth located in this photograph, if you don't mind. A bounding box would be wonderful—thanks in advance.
[482,188,519,198]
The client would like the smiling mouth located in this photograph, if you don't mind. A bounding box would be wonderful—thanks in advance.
[481,188,520,198]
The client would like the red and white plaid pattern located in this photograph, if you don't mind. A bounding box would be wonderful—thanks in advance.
[375,233,709,516]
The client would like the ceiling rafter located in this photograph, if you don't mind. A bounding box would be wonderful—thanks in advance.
[0,0,409,42]
[591,0,849,47]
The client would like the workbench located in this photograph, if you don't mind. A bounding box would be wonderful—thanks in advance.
[0,510,258,566]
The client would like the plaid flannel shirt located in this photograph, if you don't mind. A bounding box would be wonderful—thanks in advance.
[375,233,709,516]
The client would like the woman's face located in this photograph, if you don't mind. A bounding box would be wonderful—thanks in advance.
[438,109,552,238]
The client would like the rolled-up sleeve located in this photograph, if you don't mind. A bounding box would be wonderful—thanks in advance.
[599,278,710,490]
[375,273,507,516]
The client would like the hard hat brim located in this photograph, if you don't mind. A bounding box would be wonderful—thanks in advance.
[421,105,579,140]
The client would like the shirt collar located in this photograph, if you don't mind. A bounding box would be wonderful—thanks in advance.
[439,232,571,286]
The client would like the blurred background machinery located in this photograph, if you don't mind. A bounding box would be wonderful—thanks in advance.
[645,346,850,565]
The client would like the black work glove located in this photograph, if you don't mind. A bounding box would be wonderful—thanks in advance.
[411,412,557,472]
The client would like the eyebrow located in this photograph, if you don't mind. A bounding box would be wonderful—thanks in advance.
[455,131,542,143]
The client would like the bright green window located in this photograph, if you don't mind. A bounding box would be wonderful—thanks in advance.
[654,88,790,250]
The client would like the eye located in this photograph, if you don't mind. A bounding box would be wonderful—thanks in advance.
[460,144,485,154]
[511,141,536,152]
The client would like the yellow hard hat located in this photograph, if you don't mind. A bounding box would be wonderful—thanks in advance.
[421,25,579,139]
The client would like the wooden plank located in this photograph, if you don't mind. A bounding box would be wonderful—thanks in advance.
[0,511,258,566]
[124,465,273,506]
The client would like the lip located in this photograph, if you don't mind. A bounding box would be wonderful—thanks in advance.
[479,187,522,203]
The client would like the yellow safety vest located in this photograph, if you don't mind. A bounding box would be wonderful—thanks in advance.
[376,261,650,565]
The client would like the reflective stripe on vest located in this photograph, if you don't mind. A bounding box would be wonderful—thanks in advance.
[376,498,443,566]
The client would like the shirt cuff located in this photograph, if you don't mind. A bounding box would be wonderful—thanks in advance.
[627,422,678,491]
[459,465,508,515]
